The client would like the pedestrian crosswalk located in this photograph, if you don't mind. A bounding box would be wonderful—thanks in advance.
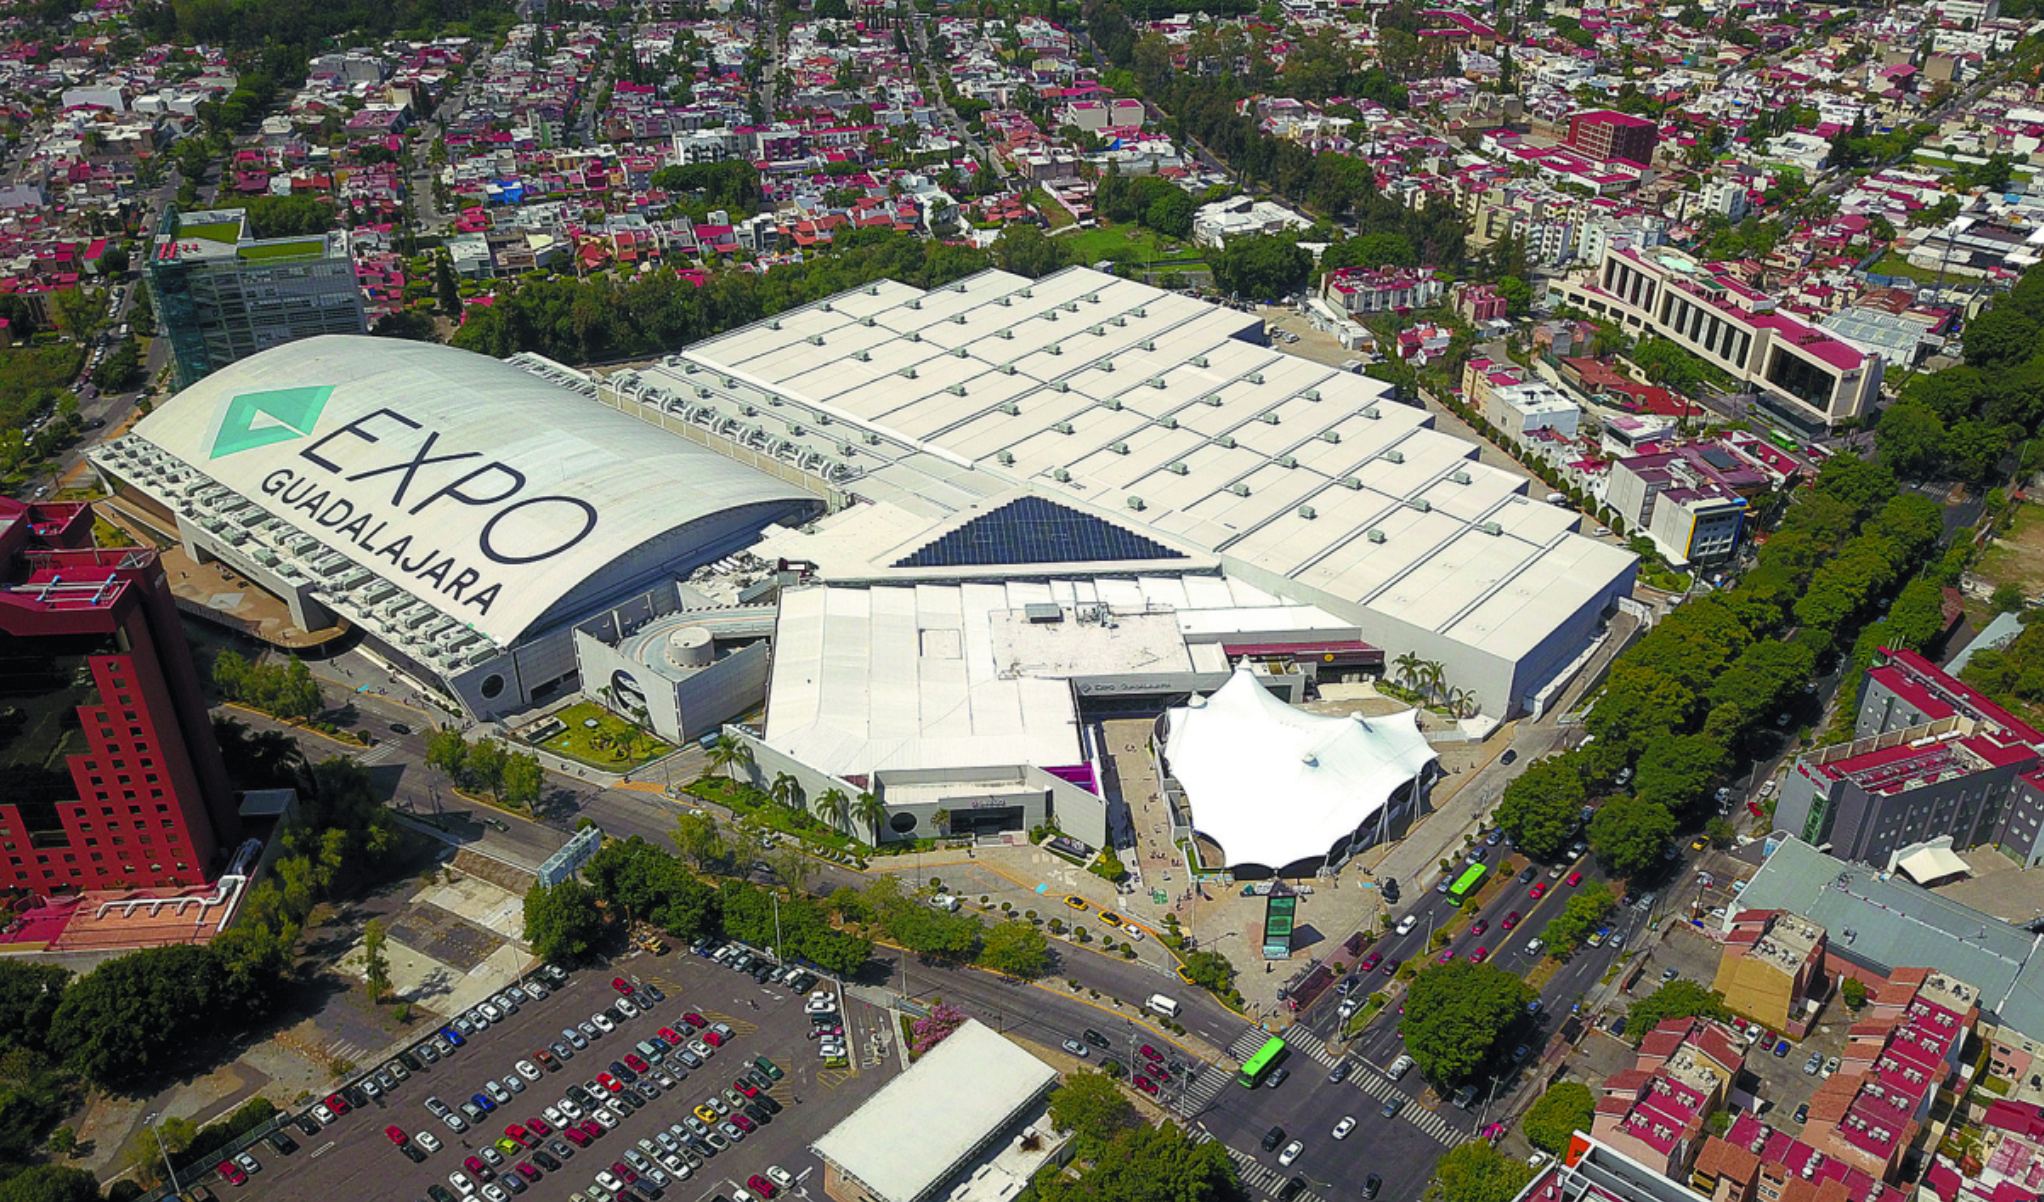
[1193,1025,1467,1148]
[1190,1129,1324,1202]
[355,741,404,767]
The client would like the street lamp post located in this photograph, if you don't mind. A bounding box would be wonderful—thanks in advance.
[144,1113,180,1197]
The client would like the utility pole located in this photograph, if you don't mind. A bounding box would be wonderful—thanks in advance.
[144,1113,180,1197]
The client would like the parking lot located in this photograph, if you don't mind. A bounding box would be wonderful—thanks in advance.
[232,947,901,1202]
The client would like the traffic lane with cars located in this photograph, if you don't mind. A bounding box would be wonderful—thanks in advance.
[249,956,882,1202]
[1197,1059,1456,1202]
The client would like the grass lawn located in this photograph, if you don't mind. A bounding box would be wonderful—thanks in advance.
[1868,252,1951,284]
[1061,223,1199,266]
[1976,499,2044,599]
[237,239,326,261]
[539,700,672,771]
[179,220,242,243]
[1026,189,1075,230]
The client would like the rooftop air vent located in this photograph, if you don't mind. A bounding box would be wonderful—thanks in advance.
[853,350,871,362]
[953,346,969,358]
[1260,412,1281,425]
[865,431,883,445]
[1160,417,1178,429]
[1277,455,1297,468]
[1366,528,1386,543]
[1217,435,1236,449]
[1053,421,1075,434]
[1229,483,1250,497]
[998,295,1012,307]
[998,328,1014,339]
[1192,355,1209,368]
[809,335,826,346]
[1248,372,1264,384]
[947,384,967,396]
[1141,340,1157,352]
[1301,389,1320,401]
[1298,505,1317,520]
[1408,498,1431,512]
[1341,476,1362,490]
[907,299,921,310]
[1132,307,1147,318]
[1205,394,1224,406]
[1000,364,1017,375]
[1362,406,1380,419]
[865,285,880,296]
[821,302,833,312]
[954,282,968,293]
[1167,461,1189,475]
[953,314,968,324]
[1053,467,1071,481]
[1044,310,1059,322]
[1109,441,1130,455]
[900,367,918,378]
[1149,377,1167,389]
[1019,287,1033,298]
[1090,325,1107,336]
[1083,292,1098,303]
[1451,469,1472,484]
[1322,430,1340,444]
[997,450,1015,465]
[1383,450,1404,464]
[1000,402,1021,416]
[1128,496,1146,511]
[1048,343,1062,355]
[1052,380,1070,392]
[906,331,922,342]
[768,319,781,330]
[1098,359,1114,372]
[860,316,876,327]
[1064,301,1079,312]
[1103,398,1123,410]
[1480,521,1502,535]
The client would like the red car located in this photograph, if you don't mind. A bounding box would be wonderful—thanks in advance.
[515,1162,541,1182]
[749,1174,779,1199]
[1435,947,1456,964]
[623,1054,649,1074]
[1566,871,1584,887]
[218,1162,247,1187]
[526,1117,553,1137]
[533,1049,559,1071]
[466,1156,488,1174]
[597,1073,622,1093]
[1747,800,1766,819]
[1139,1045,1163,1063]
[682,1012,708,1029]
[505,1125,532,1148]
[611,977,635,996]
[1502,911,1522,930]
[325,1093,351,1115]
[733,1079,759,1098]
[703,1030,724,1047]
[1359,951,1382,972]
[731,1114,756,1133]
[385,1125,409,1145]
[564,1128,592,1149]
[1469,947,1490,963]
[658,1027,683,1044]
[1469,920,1489,937]
[1529,882,1549,899]
[1132,1076,1158,1095]
[578,1120,603,1141]
[612,1162,639,1184]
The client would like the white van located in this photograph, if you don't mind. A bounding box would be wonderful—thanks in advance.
[929,894,959,912]
[1146,994,1181,1019]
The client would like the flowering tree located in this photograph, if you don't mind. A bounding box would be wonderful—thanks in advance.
[910,1002,968,1056]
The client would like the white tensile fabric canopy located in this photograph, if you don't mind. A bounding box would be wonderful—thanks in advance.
[1164,667,1438,871]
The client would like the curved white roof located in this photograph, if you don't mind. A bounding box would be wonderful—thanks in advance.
[122,337,813,646]
[1164,667,1437,871]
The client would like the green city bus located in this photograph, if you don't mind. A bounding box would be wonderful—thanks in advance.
[1239,1035,1288,1088]
[1447,863,1489,907]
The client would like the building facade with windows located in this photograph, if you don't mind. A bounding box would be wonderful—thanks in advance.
[0,497,239,893]
[1566,110,1658,165]
[147,208,369,389]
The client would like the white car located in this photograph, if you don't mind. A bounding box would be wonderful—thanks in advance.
[688,1040,713,1059]
[767,1167,795,1190]
[480,1184,510,1202]
[1278,1140,1303,1167]
[592,1108,620,1130]
[485,1080,511,1103]
[615,998,640,1019]
[502,1074,525,1095]
[516,1060,542,1082]
[591,1013,616,1034]
[543,1106,567,1127]
[1395,915,1418,936]
[442,1111,468,1132]
[417,1131,442,1153]
[557,1099,584,1120]
[597,1171,625,1192]
[449,1171,477,1196]
[525,981,550,1000]
[804,998,836,1015]
[312,1104,336,1125]
[1331,1118,1355,1141]
[479,1001,503,1022]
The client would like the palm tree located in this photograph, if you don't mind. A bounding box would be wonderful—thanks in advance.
[769,772,805,814]
[855,791,886,844]
[1419,661,1446,708]
[705,732,753,782]
[931,808,952,838]
[817,787,851,834]
[1393,651,1423,692]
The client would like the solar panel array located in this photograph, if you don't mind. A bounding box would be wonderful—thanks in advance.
[891,495,1189,569]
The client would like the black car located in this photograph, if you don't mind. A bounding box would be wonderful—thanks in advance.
[398,1050,425,1072]
[342,1085,370,1109]
[1328,1060,1351,1084]
[610,1060,638,1084]
[1261,1127,1285,1152]
[400,1144,427,1164]
[1266,1067,1290,1089]
[742,1101,771,1125]
[754,1094,783,1115]
[429,1186,459,1202]
[295,1114,323,1138]
[1519,866,1538,884]
[1609,1017,1628,1036]
[640,982,666,1003]
[268,1131,299,1155]
[566,1085,594,1106]
[1382,879,1401,902]
[532,1151,562,1172]
[1501,749,1517,764]
[1083,1029,1110,1049]
[1381,1097,1404,1119]
[1362,1174,1382,1199]
[390,722,412,735]
[1279,1177,1306,1202]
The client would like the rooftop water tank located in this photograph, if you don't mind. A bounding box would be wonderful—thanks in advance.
[664,626,714,670]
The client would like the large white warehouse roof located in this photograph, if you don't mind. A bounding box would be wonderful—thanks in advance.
[96,337,814,649]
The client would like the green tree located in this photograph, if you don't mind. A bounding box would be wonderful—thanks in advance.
[1841,976,1867,1010]
[1632,734,1726,816]
[1876,400,1946,479]
[1208,235,1312,301]
[1428,1143,1535,1202]
[466,739,509,802]
[425,729,468,779]
[1962,305,2041,371]
[672,810,725,869]
[501,751,544,808]
[1182,950,1237,993]
[1399,961,1534,1084]
[0,963,70,1053]
[0,1165,103,1202]
[1538,888,1617,959]
[523,878,608,962]
[1494,757,1586,859]
[1046,1071,1138,1157]
[434,253,461,316]
[1588,795,1676,878]
[978,920,1053,978]
[1035,1122,1240,1202]
[1623,979,1732,1041]
[1521,1081,1595,1155]
[361,918,391,1001]
[1993,582,2027,613]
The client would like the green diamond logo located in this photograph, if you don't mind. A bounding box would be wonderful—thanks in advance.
[209,385,334,459]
